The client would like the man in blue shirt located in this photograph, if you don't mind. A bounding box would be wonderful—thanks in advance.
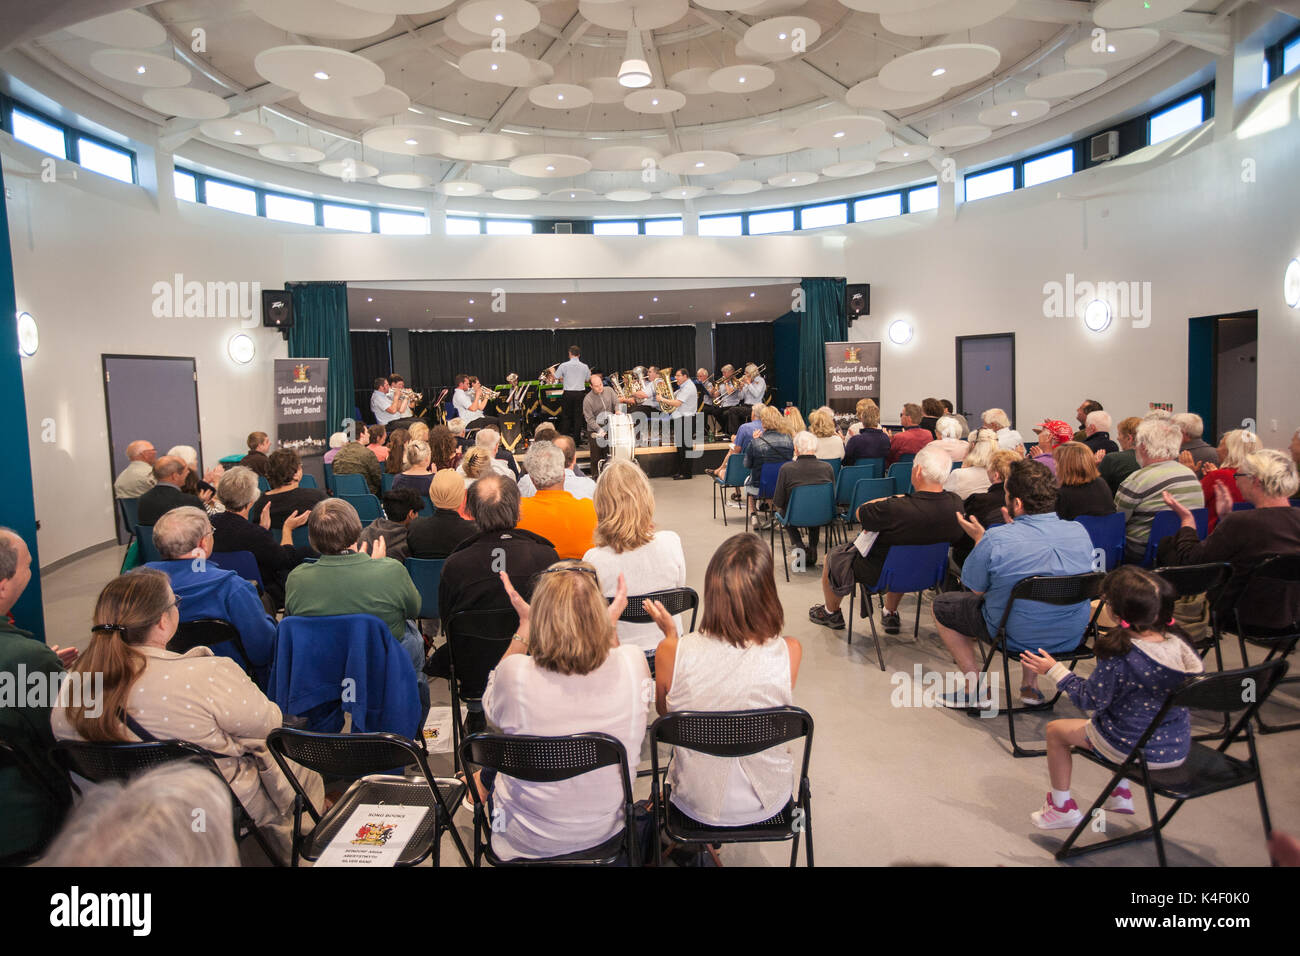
[145,506,277,687]
[452,373,504,433]
[726,363,767,435]
[660,368,699,480]
[555,345,590,441]
[933,459,1095,707]
[370,376,411,427]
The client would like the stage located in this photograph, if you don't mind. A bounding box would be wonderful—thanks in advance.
[516,441,731,479]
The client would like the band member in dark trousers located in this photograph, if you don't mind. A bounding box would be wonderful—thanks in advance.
[661,368,699,480]
[555,345,590,440]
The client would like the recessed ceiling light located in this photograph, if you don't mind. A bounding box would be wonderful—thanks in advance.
[557,93,565,101]
[136,65,147,75]
[901,150,910,157]
[468,298,475,304]
[694,161,705,168]
[468,317,475,323]
[490,63,499,71]
[778,32,787,40]
[367,297,373,302]
[404,137,418,145]
[652,296,659,302]
[638,314,644,319]
[931,67,946,77]
[650,98,659,106]
[1010,110,1019,118]
[561,298,567,303]
[375,316,381,322]
[1107,45,1116,53]
[833,131,845,138]
[545,164,555,171]
[749,292,756,297]
[725,311,732,316]
[314,71,330,80]
[554,317,559,322]
[738,76,746,84]
[233,129,243,136]
[569,192,576,198]
[495,13,503,20]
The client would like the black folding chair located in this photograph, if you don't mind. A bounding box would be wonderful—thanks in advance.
[266,727,471,868]
[618,586,699,675]
[1232,554,1300,734]
[1055,660,1288,867]
[1153,562,1233,739]
[443,608,518,773]
[650,707,814,867]
[0,737,71,865]
[458,731,638,867]
[168,619,255,678]
[52,738,283,866]
[968,572,1105,758]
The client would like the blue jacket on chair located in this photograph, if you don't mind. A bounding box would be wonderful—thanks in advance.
[270,614,421,739]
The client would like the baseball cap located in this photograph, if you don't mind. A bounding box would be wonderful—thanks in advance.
[1034,419,1074,444]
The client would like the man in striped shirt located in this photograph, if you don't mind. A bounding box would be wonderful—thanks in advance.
[1114,417,1202,563]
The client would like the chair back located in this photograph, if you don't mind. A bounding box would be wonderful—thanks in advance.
[783,482,836,527]
[461,731,630,785]
[875,543,949,595]
[1232,501,1253,512]
[207,550,264,587]
[257,475,271,493]
[819,458,842,480]
[298,474,318,490]
[720,454,749,487]
[333,473,369,496]
[849,478,897,521]
[381,472,396,493]
[651,706,812,760]
[168,618,253,675]
[404,557,445,620]
[137,526,162,564]
[1232,553,1300,639]
[417,497,435,518]
[267,727,421,783]
[1152,562,1232,600]
[620,587,699,633]
[835,465,873,506]
[1006,570,1106,606]
[1168,660,1288,715]
[340,493,383,525]
[291,524,310,550]
[758,461,783,498]
[119,496,141,535]
[887,461,913,495]
[53,739,217,784]
[445,608,519,701]
[1143,508,1208,567]
[323,462,335,494]
[1075,512,1126,571]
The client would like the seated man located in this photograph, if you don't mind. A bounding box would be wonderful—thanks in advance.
[932,460,1096,707]
[357,488,421,562]
[330,426,382,496]
[519,435,595,499]
[210,466,310,607]
[773,431,836,568]
[370,375,412,429]
[1072,399,1104,442]
[1082,410,1119,455]
[1114,417,1203,563]
[452,373,504,434]
[408,470,478,559]
[1098,415,1142,493]
[810,447,964,633]
[136,455,207,526]
[1029,419,1072,476]
[1175,412,1220,476]
[144,506,277,686]
[462,427,516,482]
[886,403,933,467]
[113,440,156,499]
[517,441,597,559]
[706,403,762,481]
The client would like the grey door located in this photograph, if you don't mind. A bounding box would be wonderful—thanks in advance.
[956,334,1015,429]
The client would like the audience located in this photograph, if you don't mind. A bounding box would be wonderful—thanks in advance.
[842,398,890,466]
[918,398,944,438]
[113,440,157,499]
[460,447,495,487]
[1072,399,1105,442]
[393,439,435,500]
[384,427,410,475]
[940,399,970,438]
[944,428,998,499]
[517,441,597,559]
[427,424,458,471]
[366,423,389,463]
[166,445,219,499]
[520,435,596,499]
[705,404,762,482]
[407,421,430,444]
[238,431,271,477]
[772,431,836,568]
[745,406,796,525]
[137,456,207,527]
[323,431,346,465]
[466,428,517,482]
[250,448,327,527]
[210,467,308,607]
[1175,412,1220,475]
[982,408,1025,454]
[407,470,477,559]
[1081,411,1119,455]
[1291,427,1300,472]
[934,459,1096,706]
[1098,415,1143,493]
[649,533,801,833]
[809,408,845,462]
[357,488,421,562]
[886,403,933,467]
[810,447,963,633]
[953,448,1021,566]
[928,416,968,463]
[1020,567,1202,829]
[1053,442,1117,520]
[1114,418,1202,563]
[1029,420,1072,476]
[331,427,382,495]
[1199,428,1261,531]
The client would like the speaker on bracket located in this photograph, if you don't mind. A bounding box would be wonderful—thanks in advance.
[262,289,294,337]
[847,283,870,319]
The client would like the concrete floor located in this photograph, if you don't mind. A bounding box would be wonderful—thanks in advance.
[43,477,1300,867]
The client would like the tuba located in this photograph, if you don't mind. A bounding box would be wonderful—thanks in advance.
[654,369,675,404]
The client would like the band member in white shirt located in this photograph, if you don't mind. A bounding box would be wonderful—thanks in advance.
[370,376,411,427]
[452,373,504,432]
[583,370,628,477]
[660,368,699,480]
[555,346,591,439]
[726,364,767,436]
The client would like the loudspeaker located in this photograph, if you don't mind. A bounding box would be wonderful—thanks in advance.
[846,283,870,318]
[262,289,294,330]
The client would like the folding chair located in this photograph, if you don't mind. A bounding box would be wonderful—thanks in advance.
[847,542,949,671]
[839,477,896,537]
[1141,508,1207,567]
[1075,512,1126,571]
[291,524,310,550]
[1153,562,1233,739]
[619,586,699,645]
[207,549,264,588]
[968,572,1105,758]
[405,557,444,637]
[339,493,383,526]
[771,482,837,580]
[257,475,271,493]
[834,464,875,520]
[1232,554,1300,734]
[168,618,255,678]
[0,736,70,865]
[381,472,396,493]
[322,462,335,494]
[459,732,638,866]
[887,461,913,495]
[332,473,370,496]
[417,497,435,518]
[1055,660,1289,866]
[819,458,842,481]
[298,474,318,490]
[650,707,814,868]
[136,525,162,564]
[266,727,471,868]
[442,609,518,773]
[118,496,140,543]
[711,454,749,526]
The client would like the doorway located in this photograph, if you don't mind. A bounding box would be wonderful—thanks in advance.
[1187,311,1257,440]
[956,333,1016,429]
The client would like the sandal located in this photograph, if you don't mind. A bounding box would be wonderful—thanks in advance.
[1020,686,1046,706]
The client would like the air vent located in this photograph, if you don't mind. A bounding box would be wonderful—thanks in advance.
[554,222,573,234]
[1089,130,1118,163]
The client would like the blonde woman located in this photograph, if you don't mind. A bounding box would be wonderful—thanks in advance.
[843,398,890,465]
[809,407,844,461]
[944,428,998,499]
[1198,429,1261,532]
[460,447,494,489]
[393,438,434,500]
[583,459,687,659]
[407,421,430,443]
[471,562,648,862]
[782,407,807,436]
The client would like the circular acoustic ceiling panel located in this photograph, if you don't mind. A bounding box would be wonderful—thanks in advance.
[846,77,943,110]
[878,43,1001,93]
[199,117,276,145]
[363,124,459,155]
[880,0,1017,37]
[446,133,520,161]
[708,64,776,94]
[546,187,597,200]
[668,67,715,95]
[694,0,767,11]
[730,127,802,156]
[661,150,740,175]
[837,0,944,11]
[438,180,485,196]
[377,172,433,188]
[258,142,327,162]
[89,50,190,87]
[589,143,662,170]
[64,9,167,48]
[337,0,457,12]
[624,88,687,113]
[876,143,935,163]
[579,0,691,31]
[142,87,229,119]
[459,48,534,86]
[440,14,489,45]
[796,114,887,150]
[254,46,387,95]
[587,76,629,103]
[522,59,556,87]
[494,186,542,200]
[248,0,395,39]
[1024,67,1107,99]
[457,0,541,38]
[1064,28,1160,67]
[662,185,707,199]
[822,159,876,177]
[927,124,991,148]
[509,153,593,178]
[743,16,822,61]
[1093,0,1197,29]
[529,83,595,109]
[606,189,653,202]
[977,98,1049,126]
[715,179,763,194]
[319,158,380,178]
[768,171,818,187]
[299,84,411,119]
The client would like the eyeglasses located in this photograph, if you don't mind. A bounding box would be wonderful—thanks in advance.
[1233,472,1252,481]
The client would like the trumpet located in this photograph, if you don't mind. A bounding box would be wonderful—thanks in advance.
[539,364,559,386]
[468,377,493,406]
[397,386,423,405]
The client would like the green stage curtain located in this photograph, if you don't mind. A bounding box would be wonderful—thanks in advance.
[798,278,848,412]
[288,282,354,432]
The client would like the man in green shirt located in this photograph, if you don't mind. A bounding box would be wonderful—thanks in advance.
[1115,418,1203,563]
[331,430,383,496]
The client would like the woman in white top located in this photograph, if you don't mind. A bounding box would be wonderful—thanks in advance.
[944,427,999,499]
[645,534,803,832]
[583,459,687,659]
[927,415,969,463]
[474,562,649,862]
[808,408,845,462]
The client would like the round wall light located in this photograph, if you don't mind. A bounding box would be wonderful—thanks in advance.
[227,332,255,365]
[1082,298,1112,332]
[888,319,913,345]
[1284,257,1300,309]
[16,312,38,356]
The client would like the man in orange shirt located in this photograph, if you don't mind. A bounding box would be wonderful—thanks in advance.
[517,441,597,559]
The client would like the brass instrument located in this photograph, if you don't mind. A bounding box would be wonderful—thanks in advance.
[654,369,675,404]
[468,376,493,407]
[608,373,627,402]
[539,364,559,386]
[742,363,767,385]
[502,373,529,414]
[397,386,423,405]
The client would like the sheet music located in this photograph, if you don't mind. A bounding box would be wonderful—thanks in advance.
[853,530,879,557]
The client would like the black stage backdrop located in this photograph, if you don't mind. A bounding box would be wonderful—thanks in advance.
[714,321,774,377]
[408,325,695,391]
[350,330,392,391]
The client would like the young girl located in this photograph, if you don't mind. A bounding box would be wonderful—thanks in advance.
[1019,566,1204,829]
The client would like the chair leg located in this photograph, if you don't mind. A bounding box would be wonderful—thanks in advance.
[1143,779,1167,867]
[779,524,789,583]
[1055,765,1125,860]
[802,779,814,868]
[913,590,923,639]
[846,588,854,646]
[449,681,463,776]
[865,597,886,672]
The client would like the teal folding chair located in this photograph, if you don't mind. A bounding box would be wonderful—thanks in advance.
[887,462,913,495]
[333,473,370,496]
[771,482,837,581]
[712,454,749,526]
[405,558,445,632]
[382,472,396,493]
[340,493,383,526]
[299,474,318,489]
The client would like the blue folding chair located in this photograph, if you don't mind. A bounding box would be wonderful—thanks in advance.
[834,465,874,515]
[257,475,271,493]
[323,462,335,494]
[340,494,383,526]
[137,525,162,564]
[291,524,310,550]
[838,477,896,537]
[846,542,949,671]
[771,482,837,581]
[333,473,370,496]
[382,472,396,493]
[405,558,445,628]
[1232,501,1254,512]
[1141,508,1207,567]
[1075,512,1126,571]
[299,474,318,490]
[712,454,750,526]
[819,458,843,482]
[208,550,264,588]
[750,461,784,532]
[417,497,434,518]
[887,461,913,495]
[118,497,141,540]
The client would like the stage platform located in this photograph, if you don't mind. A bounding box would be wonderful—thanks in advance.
[515,441,730,478]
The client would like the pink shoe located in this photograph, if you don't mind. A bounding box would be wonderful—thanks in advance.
[1103,786,1135,815]
[1030,792,1083,830]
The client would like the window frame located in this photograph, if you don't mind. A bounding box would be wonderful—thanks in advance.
[1146,91,1207,146]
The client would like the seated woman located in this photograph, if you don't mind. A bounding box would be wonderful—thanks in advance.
[842,398,890,466]
[384,428,410,475]
[645,533,801,836]
[1198,428,1260,532]
[50,568,323,853]
[392,439,434,501]
[927,416,968,463]
[808,407,844,462]
[744,405,795,525]
[210,466,310,606]
[460,447,494,489]
[427,424,458,472]
[366,423,389,463]
[167,444,220,502]
[251,448,327,527]
[407,421,430,444]
[583,459,687,664]
[944,428,998,499]
[407,470,477,558]
[1052,441,1117,520]
[324,431,347,465]
[470,562,648,862]
[952,448,1021,566]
